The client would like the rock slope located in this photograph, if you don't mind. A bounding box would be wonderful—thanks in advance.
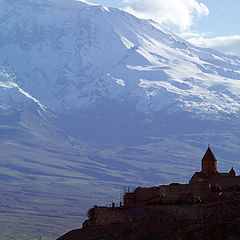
[58,201,240,240]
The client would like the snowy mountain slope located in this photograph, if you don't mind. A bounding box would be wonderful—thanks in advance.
[0,0,239,116]
[0,70,45,110]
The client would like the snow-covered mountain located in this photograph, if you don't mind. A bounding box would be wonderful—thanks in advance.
[1,1,240,239]
[0,0,240,117]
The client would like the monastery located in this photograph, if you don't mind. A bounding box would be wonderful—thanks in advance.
[62,148,240,240]
[124,147,240,207]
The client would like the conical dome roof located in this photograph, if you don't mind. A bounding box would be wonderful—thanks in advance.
[229,167,236,176]
[201,147,217,162]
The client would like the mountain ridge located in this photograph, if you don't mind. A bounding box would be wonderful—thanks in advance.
[0,0,240,116]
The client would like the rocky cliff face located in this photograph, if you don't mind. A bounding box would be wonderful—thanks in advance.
[58,201,240,240]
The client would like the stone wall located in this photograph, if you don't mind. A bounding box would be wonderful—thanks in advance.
[159,184,192,202]
[124,182,213,206]
[83,206,131,228]
[124,192,136,208]
[123,175,240,207]
[135,187,160,204]
[83,200,240,230]
[145,200,240,221]
[145,204,207,220]
[212,176,240,189]
[191,182,212,201]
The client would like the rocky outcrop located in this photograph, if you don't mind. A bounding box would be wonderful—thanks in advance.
[82,206,132,227]
[57,200,240,240]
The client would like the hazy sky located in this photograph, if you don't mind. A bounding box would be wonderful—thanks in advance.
[83,0,240,56]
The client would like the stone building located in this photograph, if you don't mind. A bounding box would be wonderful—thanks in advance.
[189,147,239,187]
[124,147,240,207]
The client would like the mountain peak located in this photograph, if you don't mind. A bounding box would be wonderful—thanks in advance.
[0,0,239,116]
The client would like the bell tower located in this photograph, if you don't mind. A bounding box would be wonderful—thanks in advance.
[201,147,217,175]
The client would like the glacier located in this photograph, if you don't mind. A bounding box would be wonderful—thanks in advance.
[0,0,240,115]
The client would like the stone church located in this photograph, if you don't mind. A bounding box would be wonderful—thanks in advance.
[124,147,240,207]
[190,147,237,185]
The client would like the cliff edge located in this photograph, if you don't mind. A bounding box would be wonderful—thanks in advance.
[57,200,240,240]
